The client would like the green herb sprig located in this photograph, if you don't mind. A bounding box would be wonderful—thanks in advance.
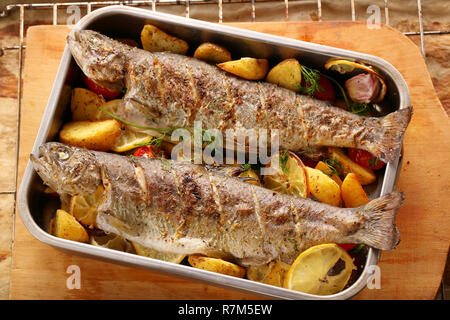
[295,65,323,96]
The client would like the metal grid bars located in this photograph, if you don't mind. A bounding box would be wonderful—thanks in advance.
[1,0,449,58]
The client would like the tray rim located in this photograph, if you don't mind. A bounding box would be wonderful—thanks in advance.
[17,5,411,300]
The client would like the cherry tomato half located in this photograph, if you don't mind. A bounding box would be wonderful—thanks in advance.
[348,148,386,170]
[133,145,165,159]
[83,76,122,100]
[338,244,358,252]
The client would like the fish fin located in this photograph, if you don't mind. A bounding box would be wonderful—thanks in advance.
[355,191,404,250]
[370,107,412,163]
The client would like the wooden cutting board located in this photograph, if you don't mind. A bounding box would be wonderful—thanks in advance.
[11,22,450,300]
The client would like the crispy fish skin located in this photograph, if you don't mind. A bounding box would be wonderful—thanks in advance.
[31,142,402,266]
[68,30,412,163]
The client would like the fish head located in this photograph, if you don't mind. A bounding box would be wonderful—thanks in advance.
[67,29,130,92]
[30,142,101,195]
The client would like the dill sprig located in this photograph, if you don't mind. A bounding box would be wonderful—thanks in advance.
[324,156,347,177]
[295,65,323,96]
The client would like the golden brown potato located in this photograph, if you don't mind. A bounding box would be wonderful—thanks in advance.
[217,58,269,80]
[50,209,89,243]
[193,42,231,64]
[188,255,246,278]
[328,147,376,185]
[341,173,371,208]
[247,260,290,288]
[59,120,122,151]
[265,58,302,92]
[70,88,106,121]
[314,160,343,186]
[140,24,189,55]
[305,167,342,207]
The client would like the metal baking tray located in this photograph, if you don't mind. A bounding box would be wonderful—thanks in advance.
[17,5,410,300]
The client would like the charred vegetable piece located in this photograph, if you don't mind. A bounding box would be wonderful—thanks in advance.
[348,148,386,170]
[84,76,122,100]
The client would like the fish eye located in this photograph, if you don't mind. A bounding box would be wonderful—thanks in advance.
[54,148,70,161]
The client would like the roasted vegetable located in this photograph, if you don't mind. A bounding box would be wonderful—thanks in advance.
[140,24,189,55]
[188,255,246,278]
[193,42,231,64]
[314,160,343,186]
[50,209,89,243]
[265,58,302,92]
[305,167,342,207]
[59,119,122,151]
[347,148,386,170]
[327,147,376,185]
[133,145,165,158]
[70,87,105,121]
[84,76,122,100]
[217,57,269,80]
[341,173,371,208]
[345,73,380,103]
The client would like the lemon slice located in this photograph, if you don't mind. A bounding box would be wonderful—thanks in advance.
[239,168,261,186]
[96,99,122,120]
[91,234,135,253]
[111,127,153,153]
[263,151,309,198]
[131,241,186,264]
[324,59,363,74]
[96,99,153,153]
[69,185,104,228]
[284,243,355,295]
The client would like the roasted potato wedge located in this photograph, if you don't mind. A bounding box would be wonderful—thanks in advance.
[247,260,290,288]
[217,58,269,80]
[70,87,106,121]
[314,161,343,186]
[328,147,376,185]
[140,24,189,55]
[59,119,122,151]
[305,167,342,207]
[265,58,302,92]
[188,255,246,278]
[341,173,371,208]
[193,42,231,64]
[50,209,89,243]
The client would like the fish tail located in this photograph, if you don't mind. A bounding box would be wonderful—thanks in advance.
[354,191,404,250]
[369,107,412,163]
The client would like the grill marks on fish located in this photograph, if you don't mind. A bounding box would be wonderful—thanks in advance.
[33,139,403,266]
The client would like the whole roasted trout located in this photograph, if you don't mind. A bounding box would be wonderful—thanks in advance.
[31,142,402,266]
[68,30,412,163]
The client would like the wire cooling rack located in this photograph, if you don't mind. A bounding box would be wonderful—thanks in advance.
[0,0,448,300]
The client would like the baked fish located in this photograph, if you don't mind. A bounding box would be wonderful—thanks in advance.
[68,30,412,163]
[31,142,402,266]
